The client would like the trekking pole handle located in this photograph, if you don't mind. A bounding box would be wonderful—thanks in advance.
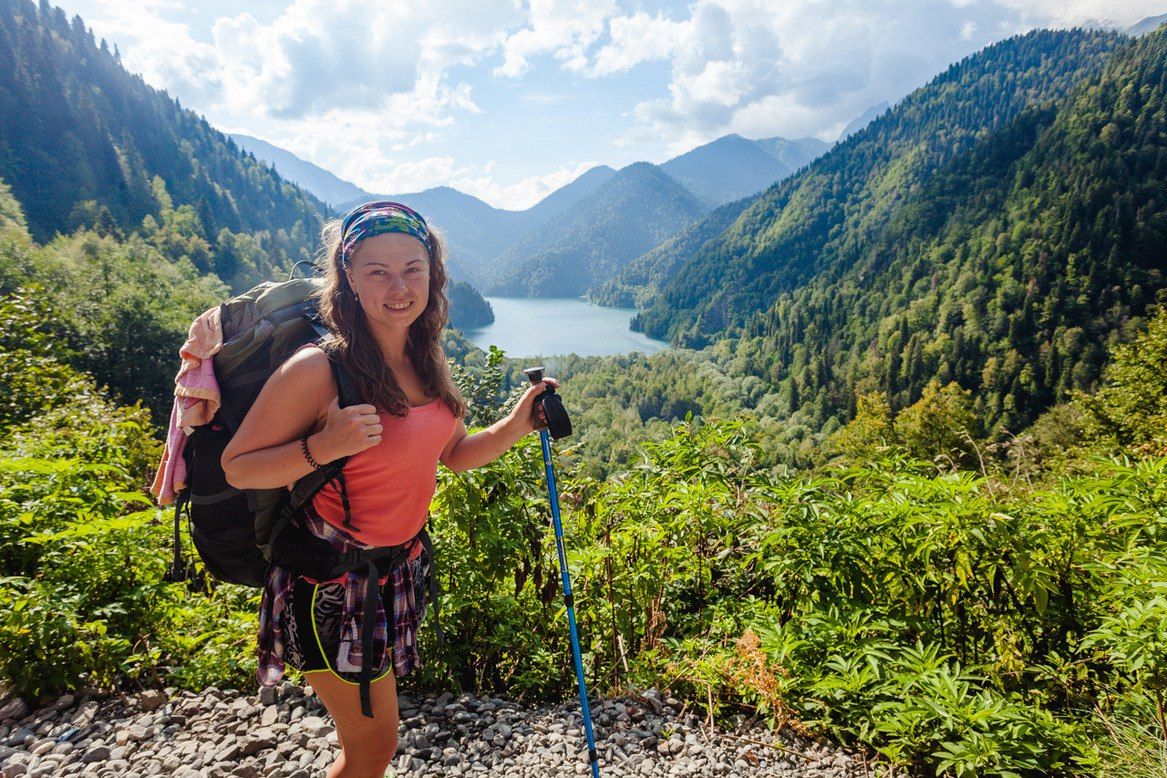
[523,367,572,439]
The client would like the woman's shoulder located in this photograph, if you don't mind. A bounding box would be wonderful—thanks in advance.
[282,343,332,374]
[271,344,337,398]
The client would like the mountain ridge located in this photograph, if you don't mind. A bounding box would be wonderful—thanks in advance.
[635,28,1127,345]
[236,131,825,292]
[230,133,370,207]
[484,162,709,297]
[660,134,793,207]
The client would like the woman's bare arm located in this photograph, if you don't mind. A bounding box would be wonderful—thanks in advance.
[440,379,555,472]
[221,347,383,489]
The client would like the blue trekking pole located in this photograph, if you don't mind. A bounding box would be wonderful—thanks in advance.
[524,367,601,778]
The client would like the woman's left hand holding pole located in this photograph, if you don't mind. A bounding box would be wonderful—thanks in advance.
[439,377,559,472]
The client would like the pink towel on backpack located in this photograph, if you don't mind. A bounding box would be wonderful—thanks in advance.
[151,306,224,506]
[176,305,224,431]
[151,400,187,506]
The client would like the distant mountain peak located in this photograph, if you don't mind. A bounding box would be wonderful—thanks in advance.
[840,102,890,140]
[660,133,829,208]
[620,160,660,174]
[1127,13,1167,36]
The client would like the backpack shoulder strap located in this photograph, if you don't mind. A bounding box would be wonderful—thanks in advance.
[308,325,362,410]
[328,355,362,409]
[268,351,363,543]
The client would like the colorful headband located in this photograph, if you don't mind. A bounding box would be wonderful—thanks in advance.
[340,201,431,265]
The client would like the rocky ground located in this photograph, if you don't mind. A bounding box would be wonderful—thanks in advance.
[0,685,865,777]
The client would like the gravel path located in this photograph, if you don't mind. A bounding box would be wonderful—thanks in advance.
[0,684,863,777]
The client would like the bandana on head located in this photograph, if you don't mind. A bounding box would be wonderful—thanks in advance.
[339,201,431,266]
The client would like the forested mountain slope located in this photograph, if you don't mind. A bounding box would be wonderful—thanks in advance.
[717,28,1167,433]
[636,29,1126,345]
[590,193,759,307]
[485,162,708,297]
[0,0,324,288]
[592,134,833,307]
[447,280,494,329]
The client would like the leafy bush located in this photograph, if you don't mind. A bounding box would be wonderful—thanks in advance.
[1079,307,1167,458]
[0,289,256,697]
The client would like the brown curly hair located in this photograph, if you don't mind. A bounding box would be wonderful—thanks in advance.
[315,215,467,419]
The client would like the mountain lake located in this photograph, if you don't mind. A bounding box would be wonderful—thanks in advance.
[462,297,670,358]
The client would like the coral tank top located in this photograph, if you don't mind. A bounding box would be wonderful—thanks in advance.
[311,398,458,547]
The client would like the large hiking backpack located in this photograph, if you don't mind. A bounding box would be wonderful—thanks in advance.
[164,277,366,588]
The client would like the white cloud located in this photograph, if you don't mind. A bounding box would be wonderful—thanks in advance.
[234,107,471,196]
[66,0,521,125]
[996,0,1166,28]
[591,11,686,76]
[206,0,516,120]
[389,133,442,152]
[494,0,618,77]
[375,156,471,193]
[685,60,752,106]
[616,0,1034,147]
[451,161,601,209]
[597,0,1167,152]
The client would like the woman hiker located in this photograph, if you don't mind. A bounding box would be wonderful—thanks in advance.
[222,201,556,778]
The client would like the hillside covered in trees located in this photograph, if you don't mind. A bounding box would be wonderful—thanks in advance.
[613,28,1167,442]
[0,0,325,290]
[635,28,1127,344]
[727,25,1167,436]
[590,193,760,308]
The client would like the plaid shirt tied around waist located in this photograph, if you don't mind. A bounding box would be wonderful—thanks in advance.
[256,502,431,710]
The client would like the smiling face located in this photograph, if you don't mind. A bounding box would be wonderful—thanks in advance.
[345,231,431,338]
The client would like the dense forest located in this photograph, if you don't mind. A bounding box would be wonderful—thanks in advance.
[590,193,759,308]
[0,0,325,290]
[635,29,1128,347]
[447,280,495,328]
[725,25,1167,437]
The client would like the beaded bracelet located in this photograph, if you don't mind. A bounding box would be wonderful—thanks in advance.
[301,435,322,470]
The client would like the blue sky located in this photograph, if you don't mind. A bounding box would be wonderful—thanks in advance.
[52,0,1164,210]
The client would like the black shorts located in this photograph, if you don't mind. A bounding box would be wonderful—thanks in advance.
[280,551,430,685]
[283,578,392,684]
